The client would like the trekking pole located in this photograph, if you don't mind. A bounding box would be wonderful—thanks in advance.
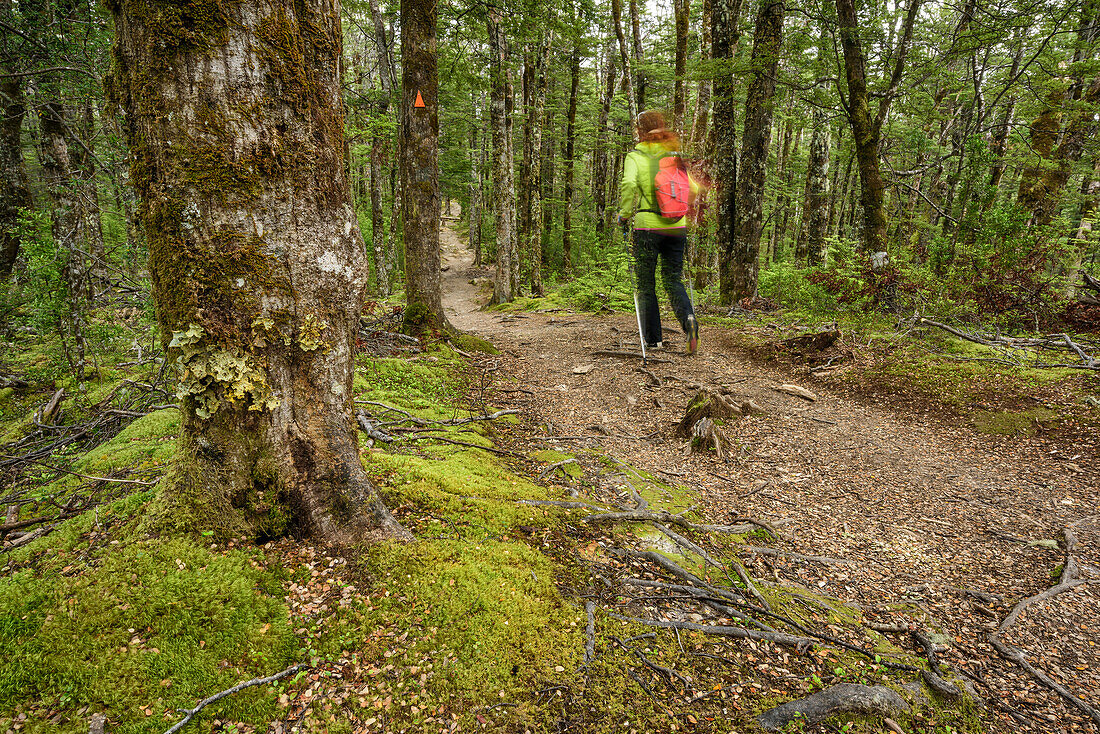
[623,220,647,367]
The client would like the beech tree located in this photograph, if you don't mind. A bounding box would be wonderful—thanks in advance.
[400,0,447,332]
[108,0,407,542]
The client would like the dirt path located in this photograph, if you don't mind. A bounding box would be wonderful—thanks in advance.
[438,222,1100,731]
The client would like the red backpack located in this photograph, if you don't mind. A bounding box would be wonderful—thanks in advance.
[640,152,693,221]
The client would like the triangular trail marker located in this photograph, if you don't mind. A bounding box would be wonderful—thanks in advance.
[414,91,426,108]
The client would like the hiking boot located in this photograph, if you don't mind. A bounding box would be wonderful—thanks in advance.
[645,341,663,350]
[685,315,699,354]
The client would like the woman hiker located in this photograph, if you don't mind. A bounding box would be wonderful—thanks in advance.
[618,109,701,354]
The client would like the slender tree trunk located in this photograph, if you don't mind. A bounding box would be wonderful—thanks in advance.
[39,102,90,375]
[673,0,690,130]
[523,34,550,295]
[720,0,783,304]
[110,0,407,542]
[798,107,830,264]
[630,0,646,109]
[488,9,516,303]
[0,79,31,279]
[368,0,396,296]
[469,99,483,267]
[594,37,617,238]
[690,0,713,154]
[987,43,1024,193]
[562,39,581,275]
[611,0,638,120]
[836,0,920,254]
[712,0,743,304]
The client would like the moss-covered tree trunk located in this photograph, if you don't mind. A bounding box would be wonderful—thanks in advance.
[400,0,446,334]
[0,79,31,279]
[711,0,742,304]
[488,9,516,303]
[720,0,782,304]
[798,106,830,265]
[109,0,408,543]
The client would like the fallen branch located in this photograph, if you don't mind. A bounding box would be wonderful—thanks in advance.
[585,601,596,664]
[0,455,157,487]
[161,663,307,734]
[745,545,854,566]
[987,527,1100,725]
[404,435,523,457]
[606,612,818,648]
[583,509,757,535]
[757,684,910,731]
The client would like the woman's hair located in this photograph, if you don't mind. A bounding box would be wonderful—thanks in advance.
[636,109,680,149]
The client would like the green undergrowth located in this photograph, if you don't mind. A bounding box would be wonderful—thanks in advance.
[1,332,982,733]
[714,309,1100,436]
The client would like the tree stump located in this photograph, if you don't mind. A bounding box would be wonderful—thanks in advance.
[677,390,743,460]
[676,389,741,438]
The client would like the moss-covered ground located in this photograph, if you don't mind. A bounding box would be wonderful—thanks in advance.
[0,309,983,734]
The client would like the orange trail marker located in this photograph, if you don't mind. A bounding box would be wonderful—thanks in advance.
[414,91,426,108]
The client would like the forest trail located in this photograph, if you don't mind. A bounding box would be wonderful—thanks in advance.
[438,222,1100,730]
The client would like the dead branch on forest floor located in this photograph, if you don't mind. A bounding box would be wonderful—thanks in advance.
[987,527,1100,725]
[919,318,1099,370]
[161,663,307,734]
[582,509,759,535]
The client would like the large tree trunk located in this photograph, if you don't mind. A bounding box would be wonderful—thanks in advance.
[720,0,782,304]
[711,0,744,304]
[400,0,445,333]
[0,79,31,279]
[798,107,830,264]
[110,0,407,543]
[488,9,517,303]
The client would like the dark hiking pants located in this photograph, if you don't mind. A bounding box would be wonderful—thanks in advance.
[632,229,694,346]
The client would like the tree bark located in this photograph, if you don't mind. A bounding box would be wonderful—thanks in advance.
[836,0,920,254]
[593,36,618,238]
[38,101,90,375]
[673,0,690,131]
[0,79,31,279]
[630,0,646,109]
[720,0,783,304]
[689,0,712,154]
[711,0,744,304]
[400,0,445,333]
[368,0,396,296]
[109,0,408,543]
[798,107,830,264]
[562,38,581,276]
[611,0,638,121]
[488,9,516,303]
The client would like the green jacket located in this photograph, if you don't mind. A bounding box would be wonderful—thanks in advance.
[618,141,700,230]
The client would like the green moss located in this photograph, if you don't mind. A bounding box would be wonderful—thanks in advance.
[75,408,180,477]
[971,407,1056,436]
[448,332,500,355]
[0,537,295,733]
[0,387,14,407]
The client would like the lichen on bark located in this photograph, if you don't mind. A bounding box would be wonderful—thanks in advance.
[110,0,409,544]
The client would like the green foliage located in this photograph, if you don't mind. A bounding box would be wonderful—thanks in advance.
[558,249,634,312]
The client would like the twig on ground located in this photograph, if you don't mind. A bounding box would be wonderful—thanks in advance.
[585,601,596,664]
[584,509,757,535]
[161,663,307,734]
[606,612,819,648]
[745,545,854,566]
